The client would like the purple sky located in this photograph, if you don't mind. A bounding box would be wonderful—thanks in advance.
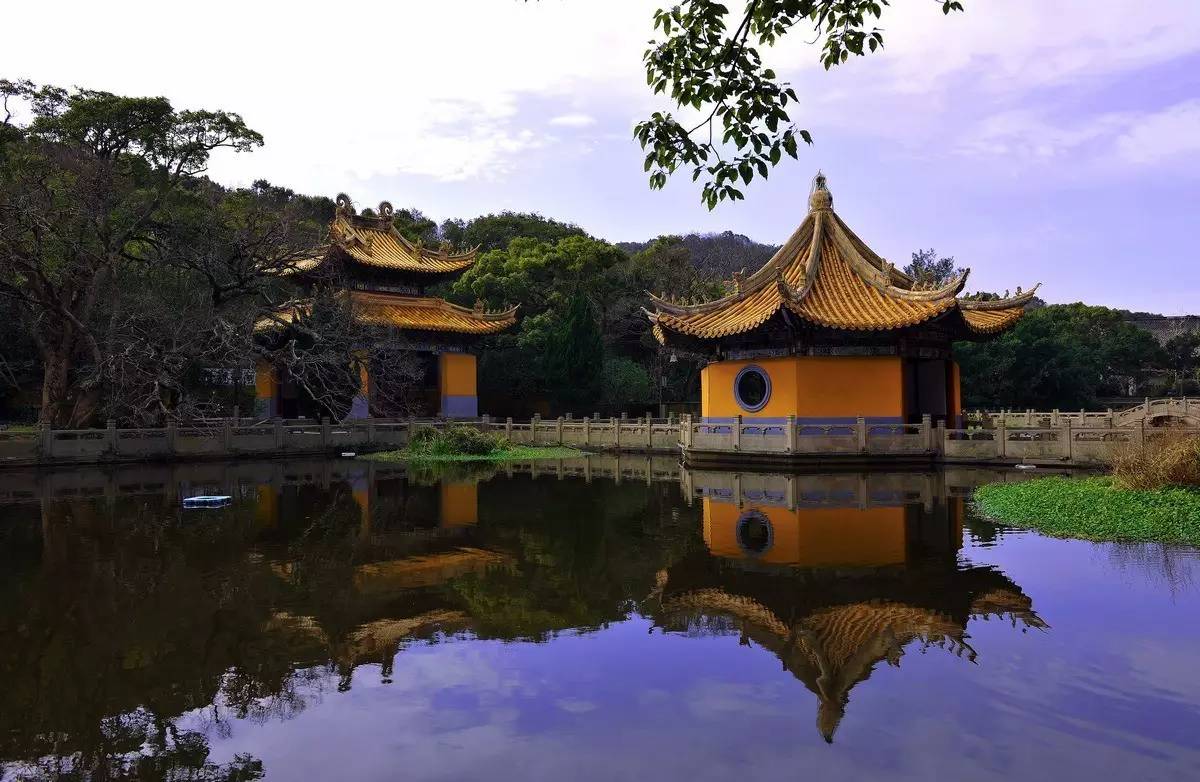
[5,1,1198,312]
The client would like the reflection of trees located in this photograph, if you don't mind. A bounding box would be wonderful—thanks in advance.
[0,497,278,778]
[447,477,704,639]
[0,468,1053,771]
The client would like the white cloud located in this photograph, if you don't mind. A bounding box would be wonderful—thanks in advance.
[1115,100,1200,167]
[549,113,598,128]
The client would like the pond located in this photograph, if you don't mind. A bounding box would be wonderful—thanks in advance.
[1,456,1199,781]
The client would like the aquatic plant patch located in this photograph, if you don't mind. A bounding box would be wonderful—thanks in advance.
[974,476,1200,545]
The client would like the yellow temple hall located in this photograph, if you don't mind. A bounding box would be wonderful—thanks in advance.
[255,196,517,419]
[646,173,1038,427]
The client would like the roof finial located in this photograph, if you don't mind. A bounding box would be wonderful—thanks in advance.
[377,201,394,220]
[809,170,833,211]
[335,193,355,217]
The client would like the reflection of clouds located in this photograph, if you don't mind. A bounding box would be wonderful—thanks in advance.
[189,606,1200,781]
[684,681,790,719]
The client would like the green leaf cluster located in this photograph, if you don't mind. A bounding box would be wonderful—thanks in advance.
[634,1,965,208]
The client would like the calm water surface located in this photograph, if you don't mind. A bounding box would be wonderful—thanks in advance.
[1,457,1199,781]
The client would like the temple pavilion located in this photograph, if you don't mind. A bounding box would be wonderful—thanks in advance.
[255,195,516,419]
[646,173,1038,426]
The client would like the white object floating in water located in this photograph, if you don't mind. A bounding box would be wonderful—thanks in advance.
[182,495,233,508]
[341,452,357,457]
[1015,464,1037,470]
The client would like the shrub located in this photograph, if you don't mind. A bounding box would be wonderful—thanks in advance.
[407,425,508,457]
[1109,433,1200,490]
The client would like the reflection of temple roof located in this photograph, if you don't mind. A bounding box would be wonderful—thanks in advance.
[646,173,1036,343]
[654,558,1044,742]
[335,610,470,669]
[353,547,511,594]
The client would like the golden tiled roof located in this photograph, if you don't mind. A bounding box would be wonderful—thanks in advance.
[256,290,517,335]
[647,174,1038,341]
[347,291,517,334]
[305,195,478,275]
[959,306,1026,334]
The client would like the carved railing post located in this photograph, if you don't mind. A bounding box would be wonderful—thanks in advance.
[856,416,867,453]
[732,415,742,451]
[786,414,797,453]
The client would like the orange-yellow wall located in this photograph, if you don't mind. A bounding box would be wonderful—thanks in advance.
[701,355,904,418]
[439,353,477,397]
[440,482,478,528]
[703,500,907,567]
[254,359,276,400]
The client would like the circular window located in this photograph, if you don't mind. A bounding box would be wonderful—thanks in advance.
[736,509,774,556]
[734,365,771,412]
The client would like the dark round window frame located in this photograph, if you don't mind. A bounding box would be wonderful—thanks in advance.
[736,509,774,557]
[734,365,771,413]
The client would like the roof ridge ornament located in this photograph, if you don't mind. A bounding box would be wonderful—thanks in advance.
[335,193,355,217]
[809,170,833,212]
[377,201,394,221]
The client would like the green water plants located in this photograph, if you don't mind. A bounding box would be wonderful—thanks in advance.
[974,477,1200,546]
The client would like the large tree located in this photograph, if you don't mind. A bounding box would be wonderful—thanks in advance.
[636,0,965,207]
[956,304,1166,410]
[0,80,263,425]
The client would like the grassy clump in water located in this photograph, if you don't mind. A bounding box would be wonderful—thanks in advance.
[362,424,586,463]
[1110,434,1200,491]
[974,476,1200,545]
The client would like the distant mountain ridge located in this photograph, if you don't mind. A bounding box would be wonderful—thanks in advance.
[617,230,779,280]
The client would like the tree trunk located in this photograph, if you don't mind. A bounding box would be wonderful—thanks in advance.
[38,334,98,428]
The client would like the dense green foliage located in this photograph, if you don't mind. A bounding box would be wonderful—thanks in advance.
[449,232,720,415]
[2,80,1188,424]
[956,304,1166,410]
[974,477,1200,545]
[636,0,965,207]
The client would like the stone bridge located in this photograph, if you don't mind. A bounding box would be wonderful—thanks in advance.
[974,398,1200,429]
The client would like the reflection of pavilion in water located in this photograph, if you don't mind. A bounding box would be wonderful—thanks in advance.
[248,463,504,680]
[657,469,1046,742]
